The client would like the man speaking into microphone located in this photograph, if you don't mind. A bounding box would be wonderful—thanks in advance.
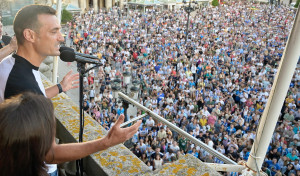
[0,5,141,176]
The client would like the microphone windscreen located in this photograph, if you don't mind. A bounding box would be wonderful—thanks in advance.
[60,50,76,62]
[59,46,74,53]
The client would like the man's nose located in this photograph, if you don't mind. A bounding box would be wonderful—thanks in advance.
[58,32,65,42]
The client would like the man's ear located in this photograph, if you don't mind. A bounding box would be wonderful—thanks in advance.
[23,29,36,43]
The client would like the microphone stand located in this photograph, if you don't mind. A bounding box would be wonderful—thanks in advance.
[76,62,102,176]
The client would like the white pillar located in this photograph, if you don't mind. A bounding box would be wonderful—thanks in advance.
[105,0,112,9]
[246,7,300,172]
[86,0,89,10]
[93,0,98,12]
[99,0,104,8]
[78,0,82,8]
[119,0,123,9]
[53,0,62,84]
[82,0,87,11]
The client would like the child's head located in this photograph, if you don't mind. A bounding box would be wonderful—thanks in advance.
[0,92,55,175]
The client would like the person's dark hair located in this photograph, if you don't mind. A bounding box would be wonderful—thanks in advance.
[13,5,56,44]
[0,92,56,176]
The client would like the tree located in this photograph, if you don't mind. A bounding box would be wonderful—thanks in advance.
[0,0,9,17]
[212,0,219,7]
[295,0,300,8]
[61,9,72,24]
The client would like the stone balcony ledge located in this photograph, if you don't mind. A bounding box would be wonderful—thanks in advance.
[42,74,221,176]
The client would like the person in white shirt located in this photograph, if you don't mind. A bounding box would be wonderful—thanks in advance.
[137,138,147,153]
[151,98,158,108]
[170,141,180,153]
[193,127,201,137]
[131,131,139,144]
[94,94,102,103]
[146,160,153,171]
[145,116,155,130]
[201,106,211,117]
[191,64,197,81]
[164,149,175,163]
[293,132,300,141]
[89,86,95,101]
[153,154,163,170]
[292,159,300,170]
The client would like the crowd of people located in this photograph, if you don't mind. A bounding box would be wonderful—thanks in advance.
[64,1,299,175]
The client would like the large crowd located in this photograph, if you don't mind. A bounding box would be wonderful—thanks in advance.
[65,1,299,175]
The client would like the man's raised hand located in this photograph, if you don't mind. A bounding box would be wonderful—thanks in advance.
[104,114,142,148]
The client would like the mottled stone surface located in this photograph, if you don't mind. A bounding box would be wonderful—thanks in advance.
[41,75,221,176]
[142,154,221,176]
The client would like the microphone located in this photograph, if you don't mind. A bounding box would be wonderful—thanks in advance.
[60,50,102,65]
[59,46,100,60]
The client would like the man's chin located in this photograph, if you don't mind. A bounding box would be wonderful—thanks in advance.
[50,50,61,56]
[47,53,60,57]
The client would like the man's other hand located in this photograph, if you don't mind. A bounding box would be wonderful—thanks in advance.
[60,70,79,92]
